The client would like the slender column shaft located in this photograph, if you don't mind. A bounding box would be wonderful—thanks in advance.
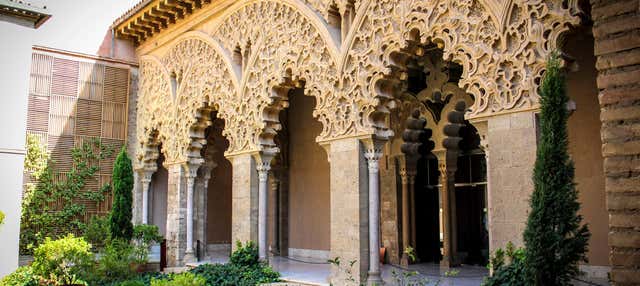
[185,173,196,256]
[257,163,270,260]
[365,147,383,285]
[400,170,410,265]
[141,176,151,224]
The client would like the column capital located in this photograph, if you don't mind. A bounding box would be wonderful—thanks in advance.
[254,151,275,182]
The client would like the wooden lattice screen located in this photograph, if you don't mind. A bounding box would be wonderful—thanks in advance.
[25,51,131,223]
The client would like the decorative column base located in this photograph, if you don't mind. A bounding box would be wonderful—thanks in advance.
[183,251,197,263]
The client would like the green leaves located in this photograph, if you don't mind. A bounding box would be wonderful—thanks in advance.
[523,53,590,285]
[110,147,134,241]
[21,136,115,254]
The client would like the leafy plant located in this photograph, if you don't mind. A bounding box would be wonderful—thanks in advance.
[31,234,94,285]
[85,215,110,250]
[133,224,163,263]
[151,272,206,286]
[0,266,38,286]
[482,242,526,286]
[91,238,137,283]
[0,210,5,226]
[523,54,590,285]
[21,135,114,254]
[189,241,279,286]
[328,257,358,285]
[110,148,134,241]
[229,241,260,267]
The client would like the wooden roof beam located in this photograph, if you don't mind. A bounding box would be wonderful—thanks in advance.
[137,16,161,33]
[172,0,194,14]
[121,26,143,43]
[142,11,167,29]
[159,1,185,20]
[150,6,175,25]
[129,21,152,38]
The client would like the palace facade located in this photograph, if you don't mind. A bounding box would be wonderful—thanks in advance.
[111,0,640,285]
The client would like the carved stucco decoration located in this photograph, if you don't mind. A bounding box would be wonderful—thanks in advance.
[343,0,582,140]
[135,57,173,169]
[212,1,343,151]
[136,33,239,165]
[134,0,583,162]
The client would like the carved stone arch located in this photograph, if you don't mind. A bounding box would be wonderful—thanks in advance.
[341,0,583,140]
[157,33,241,162]
[136,56,174,167]
[211,0,344,153]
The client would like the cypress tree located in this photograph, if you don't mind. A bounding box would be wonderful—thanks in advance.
[110,147,134,241]
[523,54,590,285]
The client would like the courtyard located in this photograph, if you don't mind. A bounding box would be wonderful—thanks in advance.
[1,0,639,285]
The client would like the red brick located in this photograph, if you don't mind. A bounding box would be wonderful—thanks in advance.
[611,249,640,266]
[608,193,640,210]
[596,48,640,70]
[595,30,640,55]
[598,86,640,105]
[604,156,640,174]
[594,15,640,38]
[611,268,640,284]
[610,231,640,248]
[592,0,639,21]
[600,105,640,121]
[603,140,640,156]
[611,213,640,228]
[597,68,640,89]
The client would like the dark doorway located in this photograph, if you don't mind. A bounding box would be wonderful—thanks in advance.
[454,123,488,265]
[414,154,441,262]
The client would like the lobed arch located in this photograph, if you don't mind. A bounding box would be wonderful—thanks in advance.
[136,56,175,167]
[136,32,240,165]
[339,0,583,141]
[210,0,343,153]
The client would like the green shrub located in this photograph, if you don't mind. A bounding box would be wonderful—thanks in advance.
[86,215,110,250]
[31,234,93,285]
[229,241,260,267]
[0,266,38,286]
[189,241,279,286]
[110,148,134,241]
[483,242,526,286]
[151,273,206,286]
[132,224,163,264]
[92,238,137,283]
[0,210,5,226]
[524,54,590,285]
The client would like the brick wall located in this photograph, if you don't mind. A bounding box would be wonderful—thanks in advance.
[591,0,640,284]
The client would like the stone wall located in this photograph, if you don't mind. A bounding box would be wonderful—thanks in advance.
[590,0,640,284]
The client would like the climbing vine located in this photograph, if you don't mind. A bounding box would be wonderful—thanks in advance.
[21,135,115,254]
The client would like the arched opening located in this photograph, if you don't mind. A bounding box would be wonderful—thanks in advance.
[198,110,233,262]
[453,122,488,265]
[562,2,608,276]
[382,38,488,268]
[150,145,169,237]
[271,85,331,262]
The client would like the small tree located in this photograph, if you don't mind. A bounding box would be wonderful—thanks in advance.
[523,55,590,285]
[110,148,134,241]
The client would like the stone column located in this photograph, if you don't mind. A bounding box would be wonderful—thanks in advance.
[141,171,153,224]
[195,168,211,260]
[228,153,259,249]
[325,138,369,285]
[364,139,384,285]
[399,167,410,266]
[255,153,274,261]
[165,163,186,266]
[183,163,199,263]
[439,161,457,268]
